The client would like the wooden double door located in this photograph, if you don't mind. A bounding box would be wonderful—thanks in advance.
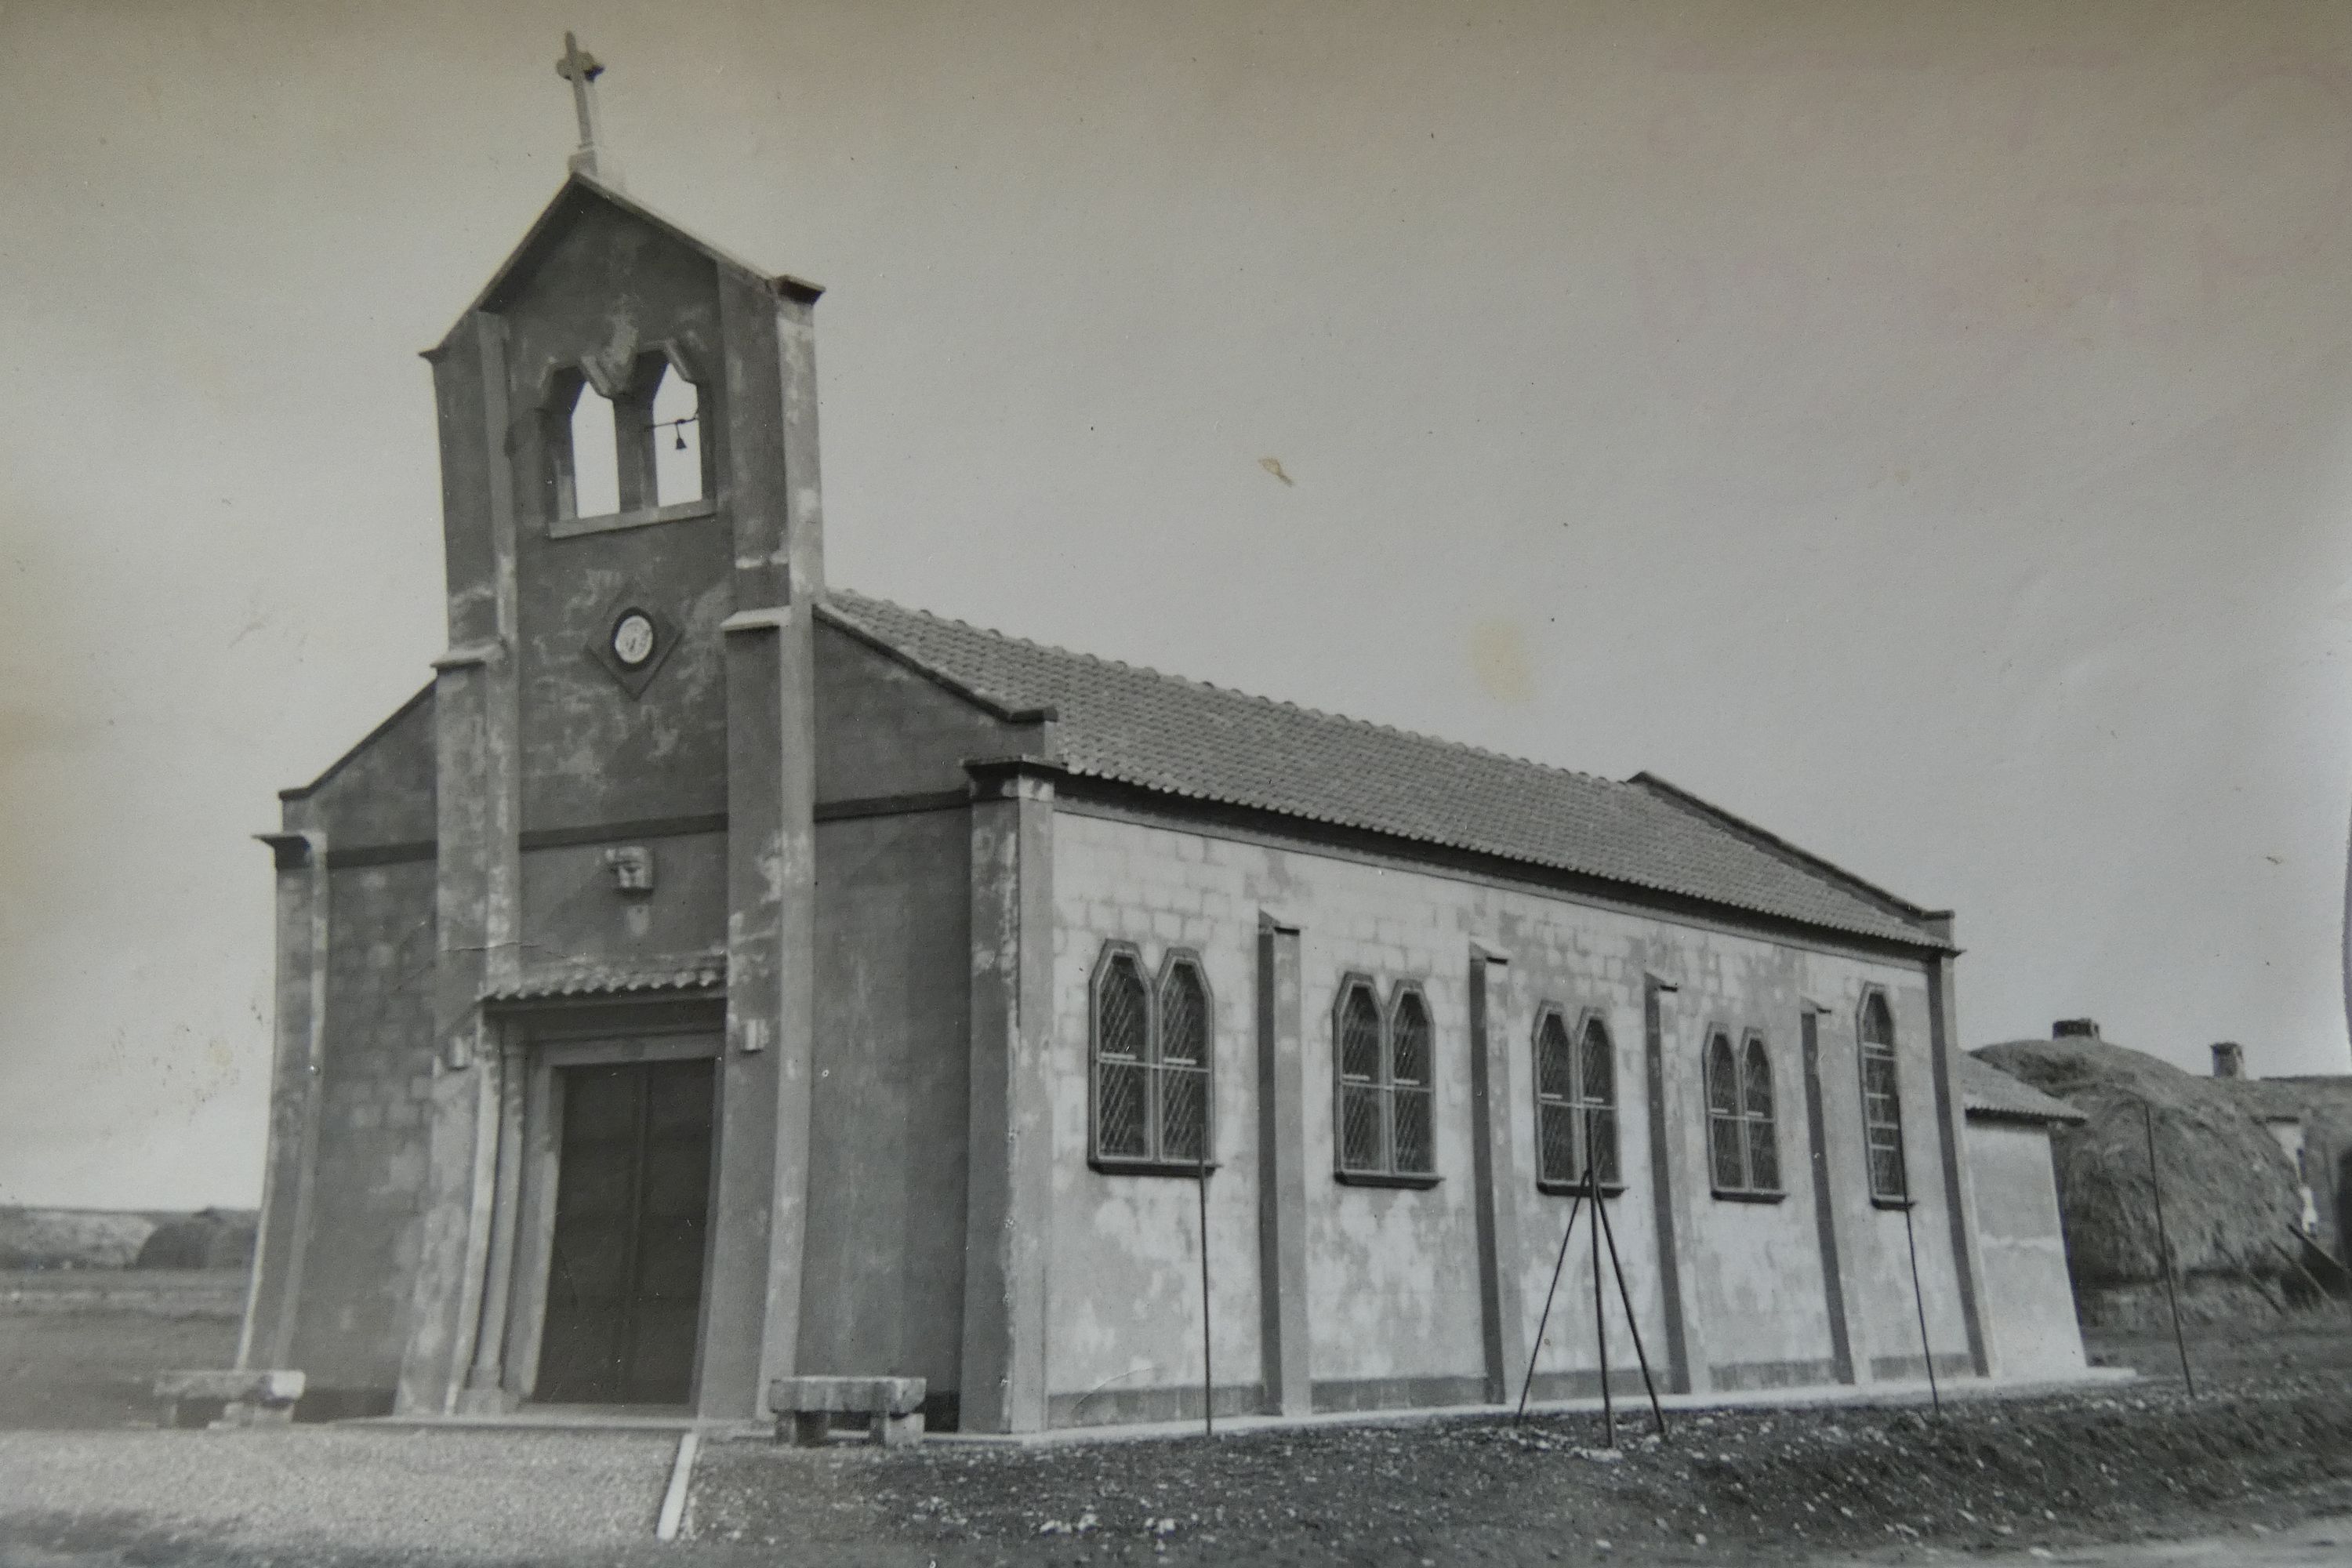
[535,1055,716,1405]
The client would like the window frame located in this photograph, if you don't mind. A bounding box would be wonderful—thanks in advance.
[1705,1025,1785,1202]
[1857,987,1910,1209]
[1333,974,1441,1189]
[1534,1004,1624,1196]
[1087,941,1219,1178]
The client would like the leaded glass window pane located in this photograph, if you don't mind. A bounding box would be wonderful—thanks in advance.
[1537,1014,1574,1100]
[1094,954,1151,1160]
[1861,997,1905,1200]
[1579,1019,1614,1109]
[1867,1124,1905,1200]
[1742,1039,1779,1192]
[1579,1018,1617,1185]
[1392,1087,1434,1175]
[1155,960,1210,1164]
[1100,956,1147,1061]
[1161,1065,1207,1163]
[1161,964,1207,1066]
[1098,1061,1149,1159]
[1341,1083,1385,1171]
[1706,1035,1745,1191]
[1588,1105,1621,1187]
[1391,994,1431,1087]
[1864,1046,1905,1199]
[1536,1011,1577,1185]
[1539,1102,1581,1186]
[1339,987,1382,1082]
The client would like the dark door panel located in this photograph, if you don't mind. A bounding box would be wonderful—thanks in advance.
[536,1054,715,1405]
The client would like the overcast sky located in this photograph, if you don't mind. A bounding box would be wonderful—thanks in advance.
[5,1,2350,1209]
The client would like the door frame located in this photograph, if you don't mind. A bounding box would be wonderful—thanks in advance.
[469,996,724,1410]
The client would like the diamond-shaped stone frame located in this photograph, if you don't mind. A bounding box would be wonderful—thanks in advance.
[585,596,681,700]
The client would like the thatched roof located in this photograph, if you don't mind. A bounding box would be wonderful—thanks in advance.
[1973,1036,2300,1287]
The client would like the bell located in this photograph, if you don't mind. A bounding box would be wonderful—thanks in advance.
[674,423,688,451]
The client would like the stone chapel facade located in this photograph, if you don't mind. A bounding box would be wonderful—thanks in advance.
[242,174,2046,1432]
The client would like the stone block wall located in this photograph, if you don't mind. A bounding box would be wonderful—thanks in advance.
[1044,804,1973,1425]
[292,860,437,1399]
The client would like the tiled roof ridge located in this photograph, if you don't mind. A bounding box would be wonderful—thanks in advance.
[821,587,1622,791]
[1629,772,1940,923]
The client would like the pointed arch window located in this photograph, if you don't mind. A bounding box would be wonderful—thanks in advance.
[648,358,705,508]
[560,369,622,521]
[1536,1007,1621,1192]
[1088,942,1215,1174]
[1334,977,1439,1186]
[1859,989,1907,1203]
[1706,1029,1783,1200]
[1156,953,1211,1165]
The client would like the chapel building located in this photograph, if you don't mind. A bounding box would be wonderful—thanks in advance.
[240,169,2079,1432]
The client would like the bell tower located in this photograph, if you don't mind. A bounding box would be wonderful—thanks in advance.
[394,44,826,1421]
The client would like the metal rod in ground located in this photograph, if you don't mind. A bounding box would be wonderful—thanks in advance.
[2143,1098,2196,1398]
[1515,1181,1588,1424]
[1896,1143,1941,1417]
[1899,1197,1940,1416]
[2268,1235,2339,1308]
[1198,1148,1214,1437]
[1588,1142,1614,1449]
[1590,1156,1668,1441]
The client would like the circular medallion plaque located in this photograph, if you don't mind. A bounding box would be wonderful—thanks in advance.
[611,610,657,669]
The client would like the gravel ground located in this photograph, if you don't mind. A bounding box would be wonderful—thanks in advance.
[0,1426,691,1566]
[688,1377,2352,1566]
[0,1308,238,1430]
[7,1308,2352,1565]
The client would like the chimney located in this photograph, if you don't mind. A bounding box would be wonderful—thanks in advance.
[2211,1041,2245,1079]
[2053,1018,2101,1040]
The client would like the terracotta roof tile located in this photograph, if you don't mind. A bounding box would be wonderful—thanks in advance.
[820,591,1947,949]
[1959,1055,2087,1125]
[486,956,726,1003]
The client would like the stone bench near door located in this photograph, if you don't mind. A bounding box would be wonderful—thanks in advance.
[769,1376,925,1447]
[154,1369,305,1429]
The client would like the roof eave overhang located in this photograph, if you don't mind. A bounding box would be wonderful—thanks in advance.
[1046,767,1959,959]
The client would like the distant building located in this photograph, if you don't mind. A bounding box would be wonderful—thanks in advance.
[2206,1043,2352,1262]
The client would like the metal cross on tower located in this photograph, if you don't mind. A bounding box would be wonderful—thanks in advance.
[556,32,619,186]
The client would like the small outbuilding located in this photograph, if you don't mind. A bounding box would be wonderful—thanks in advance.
[1958,1055,2089,1381]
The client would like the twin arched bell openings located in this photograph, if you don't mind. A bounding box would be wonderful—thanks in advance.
[547,343,709,526]
[1088,942,1214,1174]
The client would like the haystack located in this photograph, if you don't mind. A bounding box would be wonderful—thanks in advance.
[133,1207,258,1270]
[1975,1034,2301,1328]
[0,1207,156,1269]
